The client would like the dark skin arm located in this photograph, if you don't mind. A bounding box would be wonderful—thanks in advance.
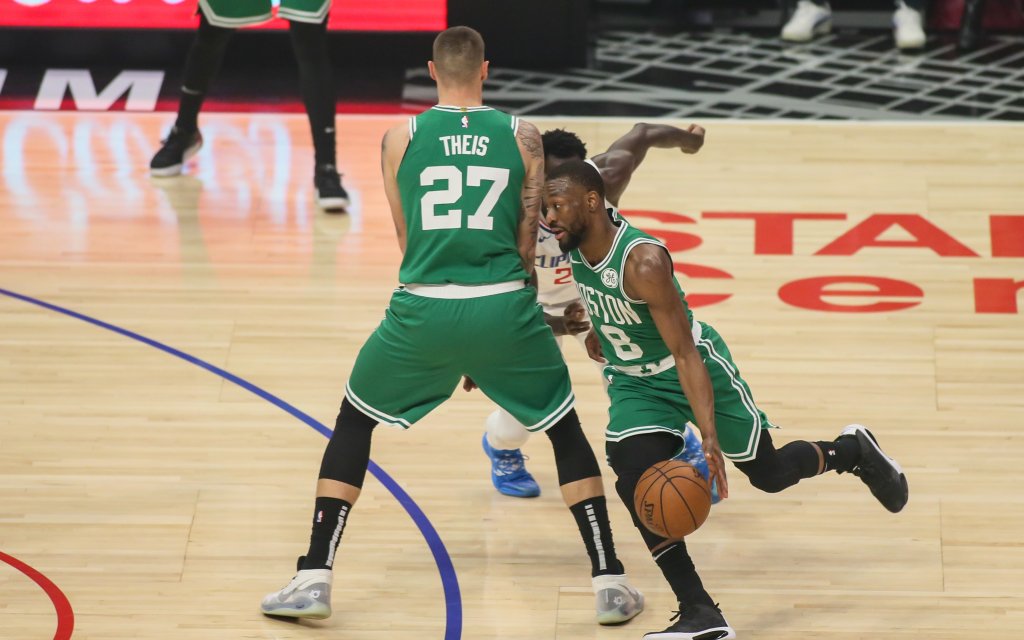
[592,123,705,207]
[623,244,729,499]
[545,300,590,336]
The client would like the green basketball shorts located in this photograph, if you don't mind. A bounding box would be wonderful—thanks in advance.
[603,321,775,462]
[199,0,330,27]
[346,286,575,430]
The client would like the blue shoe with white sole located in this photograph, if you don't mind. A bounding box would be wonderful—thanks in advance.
[482,433,540,498]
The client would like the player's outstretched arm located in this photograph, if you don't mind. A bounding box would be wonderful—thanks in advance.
[624,244,729,499]
[381,123,411,254]
[592,123,706,207]
[515,119,544,274]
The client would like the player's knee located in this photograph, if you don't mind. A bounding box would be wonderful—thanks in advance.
[545,411,600,484]
[743,466,791,493]
[485,409,531,450]
[318,398,377,487]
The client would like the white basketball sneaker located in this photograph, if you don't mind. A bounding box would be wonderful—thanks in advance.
[893,1,926,50]
[260,568,333,619]
[594,573,645,625]
[781,1,832,42]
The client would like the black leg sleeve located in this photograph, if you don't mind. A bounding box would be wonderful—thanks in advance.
[318,397,377,487]
[288,17,337,167]
[174,12,234,132]
[734,430,819,493]
[607,432,680,550]
[544,409,601,485]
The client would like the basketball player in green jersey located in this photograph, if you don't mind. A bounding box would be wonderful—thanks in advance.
[260,27,644,626]
[480,124,709,498]
[544,160,909,639]
[150,0,348,211]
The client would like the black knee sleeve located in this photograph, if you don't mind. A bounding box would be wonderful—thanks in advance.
[734,431,816,493]
[544,410,601,485]
[607,432,681,550]
[318,397,377,487]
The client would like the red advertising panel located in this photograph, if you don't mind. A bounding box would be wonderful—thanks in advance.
[0,0,446,31]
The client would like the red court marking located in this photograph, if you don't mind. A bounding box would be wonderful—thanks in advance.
[0,551,75,640]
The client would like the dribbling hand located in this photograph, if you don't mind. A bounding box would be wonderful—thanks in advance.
[700,432,729,500]
[584,328,607,363]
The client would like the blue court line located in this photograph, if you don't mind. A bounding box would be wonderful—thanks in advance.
[0,287,462,640]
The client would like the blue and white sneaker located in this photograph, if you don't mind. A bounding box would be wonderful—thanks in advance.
[482,433,540,498]
[674,424,721,505]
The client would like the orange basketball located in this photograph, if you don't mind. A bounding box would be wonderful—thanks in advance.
[633,460,712,540]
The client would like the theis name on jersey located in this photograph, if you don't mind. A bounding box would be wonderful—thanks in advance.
[439,135,489,157]
[575,277,642,326]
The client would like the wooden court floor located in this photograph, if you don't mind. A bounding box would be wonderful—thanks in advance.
[1,112,1022,639]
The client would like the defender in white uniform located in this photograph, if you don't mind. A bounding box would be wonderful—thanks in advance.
[481,123,708,497]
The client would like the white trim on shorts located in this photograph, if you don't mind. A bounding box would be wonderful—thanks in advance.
[404,281,525,299]
[696,335,764,462]
[605,425,686,443]
[345,382,412,429]
[278,3,330,24]
[524,391,576,433]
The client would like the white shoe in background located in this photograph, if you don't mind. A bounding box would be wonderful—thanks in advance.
[781,1,833,42]
[894,1,927,50]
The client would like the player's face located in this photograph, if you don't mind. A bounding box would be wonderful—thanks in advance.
[544,178,591,252]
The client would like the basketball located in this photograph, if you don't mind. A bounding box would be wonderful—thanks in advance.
[634,460,712,540]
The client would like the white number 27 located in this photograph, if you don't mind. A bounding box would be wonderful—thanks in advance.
[420,165,509,231]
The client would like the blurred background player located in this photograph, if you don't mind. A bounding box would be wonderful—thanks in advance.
[481,122,711,499]
[149,0,349,212]
[781,0,928,50]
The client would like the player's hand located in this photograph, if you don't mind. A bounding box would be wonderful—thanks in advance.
[462,376,478,392]
[681,124,705,154]
[700,431,729,500]
[544,312,569,336]
[585,328,607,363]
[563,301,591,336]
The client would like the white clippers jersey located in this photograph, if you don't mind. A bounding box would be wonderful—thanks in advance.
[535,219,578,308]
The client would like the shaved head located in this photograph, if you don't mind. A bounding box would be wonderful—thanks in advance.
[432,26,486,85]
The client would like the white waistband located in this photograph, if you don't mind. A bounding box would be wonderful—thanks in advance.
[403,281,526,299]
[612,353,676,377]
[611,321,703,377]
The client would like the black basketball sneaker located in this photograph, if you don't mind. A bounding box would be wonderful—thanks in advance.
[842,423,909,513]
[643,602,736,640]
[150,126,203,177]
[314,163,350,212]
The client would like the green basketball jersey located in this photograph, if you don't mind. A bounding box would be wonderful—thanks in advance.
[396,106,528,285]
[571,219,694,369]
